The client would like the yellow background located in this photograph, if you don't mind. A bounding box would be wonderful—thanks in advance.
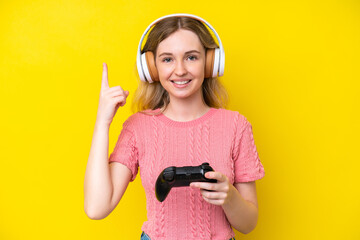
[0,0,359,239]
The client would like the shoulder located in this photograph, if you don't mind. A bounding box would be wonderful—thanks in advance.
[213,108,253,138]
[123,109,160,128]
[214,108,248,124]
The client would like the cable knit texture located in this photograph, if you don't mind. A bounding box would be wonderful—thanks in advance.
[109,108,265,240]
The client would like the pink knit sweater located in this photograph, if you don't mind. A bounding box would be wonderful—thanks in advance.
[109,108,265,240]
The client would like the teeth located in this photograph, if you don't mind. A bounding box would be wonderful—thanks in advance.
[173,80,190,85]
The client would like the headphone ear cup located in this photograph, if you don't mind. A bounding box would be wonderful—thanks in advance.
[205,49,215,78]
[138,53,146,82]
[141,52,152,83]
[212,48,220,77]
[145,51,159,82]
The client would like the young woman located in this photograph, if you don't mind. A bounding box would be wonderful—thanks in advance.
[84,14,265,240]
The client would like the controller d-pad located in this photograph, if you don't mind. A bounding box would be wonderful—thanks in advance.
[164,172,174,181]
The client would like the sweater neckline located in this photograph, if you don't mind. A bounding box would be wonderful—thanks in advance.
[156,108,217,127]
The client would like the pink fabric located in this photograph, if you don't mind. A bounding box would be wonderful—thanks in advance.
[109,108,265,240]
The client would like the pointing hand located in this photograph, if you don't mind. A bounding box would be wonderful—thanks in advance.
[96,63,129,126]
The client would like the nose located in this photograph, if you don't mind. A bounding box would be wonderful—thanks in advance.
[174,60,187,76]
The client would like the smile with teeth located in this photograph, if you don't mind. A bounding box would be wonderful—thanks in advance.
[171,80,192,85]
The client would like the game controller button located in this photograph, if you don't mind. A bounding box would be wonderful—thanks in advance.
[164,172,174,181]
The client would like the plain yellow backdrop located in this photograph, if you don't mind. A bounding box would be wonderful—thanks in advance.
[0,0,359,239]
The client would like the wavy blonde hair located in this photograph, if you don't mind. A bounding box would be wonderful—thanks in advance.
[131,16,228,114]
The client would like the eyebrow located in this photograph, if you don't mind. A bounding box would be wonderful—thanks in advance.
[158,50,201,57]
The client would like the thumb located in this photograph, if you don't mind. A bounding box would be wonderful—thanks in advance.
[101,62,109,91]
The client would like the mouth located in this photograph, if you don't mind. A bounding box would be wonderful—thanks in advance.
[170,79,192,86]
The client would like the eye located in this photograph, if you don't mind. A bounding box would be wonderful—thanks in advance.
[162,57,172,63]
[187,55,198,61]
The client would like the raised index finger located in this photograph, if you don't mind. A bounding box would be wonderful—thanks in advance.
[101,62,109,91]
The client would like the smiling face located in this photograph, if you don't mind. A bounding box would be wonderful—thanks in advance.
[155,29,206,103]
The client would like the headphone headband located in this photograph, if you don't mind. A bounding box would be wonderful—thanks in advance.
[136,13,225,83]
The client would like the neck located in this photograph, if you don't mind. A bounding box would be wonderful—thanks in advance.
[162,94,210,122]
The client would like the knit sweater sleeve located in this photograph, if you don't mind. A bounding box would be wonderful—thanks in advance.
[108,117,139,182]
[232,114,265,183]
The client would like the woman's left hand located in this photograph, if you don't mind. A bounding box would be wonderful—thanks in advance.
[190,171,235,206]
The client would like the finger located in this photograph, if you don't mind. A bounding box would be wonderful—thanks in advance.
[113,96,127,106]
[107,86,124,94]
[200,189,227,199]
[190,182,217,191]
[202,196,225,206]
[108,88,128,98]
[205,172,226,182]
[101,63,109,91]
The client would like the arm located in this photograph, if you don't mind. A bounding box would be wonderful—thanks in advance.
[84,121,132,220]
[84,63,131,220]
[222,181,259,234]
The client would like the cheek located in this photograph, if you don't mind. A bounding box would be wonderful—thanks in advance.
[157,64,173,79]
[189,63,205,77]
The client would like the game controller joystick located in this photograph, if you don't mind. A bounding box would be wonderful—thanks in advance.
[155,162,217,202]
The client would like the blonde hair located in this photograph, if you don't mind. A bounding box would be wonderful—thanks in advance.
[131,16,228,114]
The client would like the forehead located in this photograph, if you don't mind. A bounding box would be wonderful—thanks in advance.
[156,29,204,55]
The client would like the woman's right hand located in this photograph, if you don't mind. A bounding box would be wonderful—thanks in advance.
[96,63,129,126]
